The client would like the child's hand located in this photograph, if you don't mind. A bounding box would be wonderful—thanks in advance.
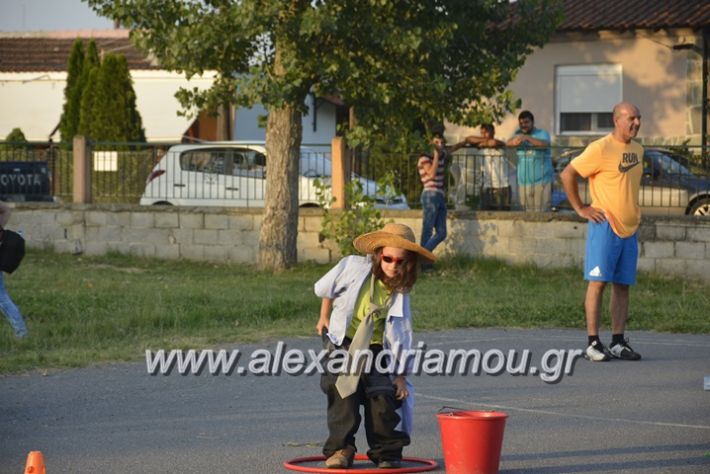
[316,316,329,335]
[393,376,408,400]
[317,298,332,335]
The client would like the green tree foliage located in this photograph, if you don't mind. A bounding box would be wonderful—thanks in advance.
[314,177,387,257]
[86,0,562,270]
[59,39,84,143]
[91,54,145,142]
[79,40,101,102]
[61,39,144,144]
[76,41,102,141]
[0,128,30,160]
[4,128,28,144]
[120,57,146,143]
[77,67,99,138]
[77,53,145,143]
[60,40,101,143]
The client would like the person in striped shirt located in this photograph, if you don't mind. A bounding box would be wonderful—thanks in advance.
[417,133,469,270]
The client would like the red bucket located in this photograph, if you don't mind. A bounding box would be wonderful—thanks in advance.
[436,409,508,474]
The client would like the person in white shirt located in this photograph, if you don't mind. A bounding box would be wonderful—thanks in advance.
[467,124,511,210]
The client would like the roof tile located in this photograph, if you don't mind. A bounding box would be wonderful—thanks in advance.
[559,0,710,31]
[0,35,157,72]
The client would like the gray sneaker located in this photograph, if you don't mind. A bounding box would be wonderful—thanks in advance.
[609,339,642,360]
[377,460,402,469]
[585,340,611,362]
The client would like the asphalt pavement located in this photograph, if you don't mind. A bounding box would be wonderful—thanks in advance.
[1,328,709,473]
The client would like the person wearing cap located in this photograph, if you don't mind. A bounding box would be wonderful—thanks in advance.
[314,223,435,469]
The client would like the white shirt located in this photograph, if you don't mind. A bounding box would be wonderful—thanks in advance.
[314,254,415,433]
[479,148,510,189]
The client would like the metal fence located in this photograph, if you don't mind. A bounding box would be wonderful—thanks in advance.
[0,141,71,202]
[352,145,710,217]
[90,142,174,204]
[1,140,709,216]
[0,140,173,204]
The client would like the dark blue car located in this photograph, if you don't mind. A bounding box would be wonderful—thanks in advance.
[552,148,710,217]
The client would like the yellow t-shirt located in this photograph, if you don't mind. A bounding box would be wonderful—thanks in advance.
[346,278,389,345]
[571,134,643,238]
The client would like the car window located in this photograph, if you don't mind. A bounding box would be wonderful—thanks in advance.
[645,150,692,176]
[180,149,233,175]
[233,149,266,178]
[181,151,214,172]
[179,148,265,177]
[300,150,332,177]
[178,146,328,179]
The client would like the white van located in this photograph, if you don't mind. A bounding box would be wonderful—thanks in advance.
[139,142,409,209]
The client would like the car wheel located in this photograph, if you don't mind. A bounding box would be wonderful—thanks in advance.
[689,197,710,216]
[153,201,173,206]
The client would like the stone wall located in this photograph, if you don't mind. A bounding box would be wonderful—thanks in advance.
[10,204,710,283]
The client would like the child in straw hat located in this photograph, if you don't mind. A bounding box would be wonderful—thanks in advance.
[314,223,435,469]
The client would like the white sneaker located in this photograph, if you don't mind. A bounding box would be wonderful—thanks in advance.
[585,340,611,362]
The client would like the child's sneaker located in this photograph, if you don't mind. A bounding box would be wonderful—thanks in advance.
[585,340,611,361]
[609,339,642,360]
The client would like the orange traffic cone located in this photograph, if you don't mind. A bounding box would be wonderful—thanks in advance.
[24,451,46,474]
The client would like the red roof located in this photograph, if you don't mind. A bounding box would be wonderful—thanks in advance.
[559,0,710,31]
[0,30,158,73]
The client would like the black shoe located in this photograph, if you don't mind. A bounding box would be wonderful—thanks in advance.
[609,339,641,360]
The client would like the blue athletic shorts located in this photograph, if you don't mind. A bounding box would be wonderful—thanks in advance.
[584,221,638,285]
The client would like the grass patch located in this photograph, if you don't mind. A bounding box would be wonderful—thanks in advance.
[1,250,708,373]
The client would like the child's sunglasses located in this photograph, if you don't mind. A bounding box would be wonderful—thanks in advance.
[381,254,406,265]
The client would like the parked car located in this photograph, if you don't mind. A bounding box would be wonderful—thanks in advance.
[552,147,710,216]
[139,142,409,209]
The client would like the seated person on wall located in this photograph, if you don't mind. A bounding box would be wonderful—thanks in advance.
[466,124,511,211]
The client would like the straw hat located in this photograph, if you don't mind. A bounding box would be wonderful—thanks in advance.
[353,223,436,263]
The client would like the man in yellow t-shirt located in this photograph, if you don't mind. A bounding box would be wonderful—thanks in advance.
[560,102,643,363]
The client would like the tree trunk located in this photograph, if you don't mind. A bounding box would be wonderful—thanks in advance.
[257,104,302,271]
[215,102,231,141]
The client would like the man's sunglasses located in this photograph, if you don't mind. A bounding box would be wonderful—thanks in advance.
[381,255,406,265]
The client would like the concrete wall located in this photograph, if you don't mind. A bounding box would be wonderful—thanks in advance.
[11,204,710,283]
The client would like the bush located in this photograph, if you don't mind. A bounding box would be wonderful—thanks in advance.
[314,178,386,256]
[4,128,28,144]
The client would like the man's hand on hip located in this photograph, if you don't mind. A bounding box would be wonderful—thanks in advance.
[578,205,606,223]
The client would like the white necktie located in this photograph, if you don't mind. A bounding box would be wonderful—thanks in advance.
[335,275,391,398]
